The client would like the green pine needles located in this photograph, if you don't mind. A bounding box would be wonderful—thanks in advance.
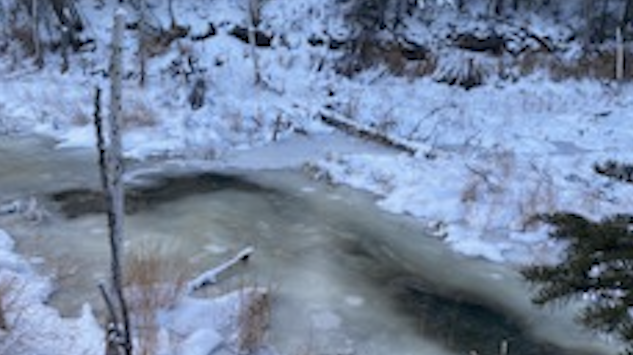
[522,212,633,353]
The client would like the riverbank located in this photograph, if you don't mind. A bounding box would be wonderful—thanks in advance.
[4,77,633,266]
[0,137,620,355]
[2,0,632,266]
[1,1,632,353]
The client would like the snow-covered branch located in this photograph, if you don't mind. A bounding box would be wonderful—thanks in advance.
[186,246,255,293]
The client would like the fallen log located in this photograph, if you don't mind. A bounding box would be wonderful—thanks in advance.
[318,108,430,156]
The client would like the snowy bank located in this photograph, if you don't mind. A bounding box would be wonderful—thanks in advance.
[2,0,633,268]
[311,78,633,265]
[0,227,275,355]
[0,229,103,355]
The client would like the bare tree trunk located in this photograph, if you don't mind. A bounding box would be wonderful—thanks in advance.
[105,8,132,355]
[168,0,176,27]
[49,0,83,47]
[32,0,43,67]
[624,0,633,24]
[248,0,261,85]
[597,0,611,42]
[581,0,594,44]
[138,0,148,86]
[489,0,504,16]
[0,6,6,49]
[61,25,69,72]
[456,0,464,12]
[616,26,624,81]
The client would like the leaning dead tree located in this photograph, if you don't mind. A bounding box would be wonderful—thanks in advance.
[93,8,132,355]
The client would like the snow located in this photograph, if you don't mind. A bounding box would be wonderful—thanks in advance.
[1,0,632,352]
[2,0,630,274]
[178,329,223,355]
[0,229,103,355]
[311,127,633,264]
[0,227,272,355]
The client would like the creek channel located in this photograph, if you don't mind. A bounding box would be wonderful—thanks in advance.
[0,136,616,355]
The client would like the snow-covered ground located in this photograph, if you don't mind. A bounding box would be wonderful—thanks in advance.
[312,76,633,264]
[2,0,631,265]
[1,0,632,353]
[0,229,103,355]
[0,226,275,355]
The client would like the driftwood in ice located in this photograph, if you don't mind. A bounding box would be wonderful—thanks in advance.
[186,246,255,293]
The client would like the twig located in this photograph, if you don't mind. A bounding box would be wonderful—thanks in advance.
[98,283,120,328]
[465,164,499,191]
[99,283,123,355]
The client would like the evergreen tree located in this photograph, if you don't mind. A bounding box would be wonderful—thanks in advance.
[522,209,633,353]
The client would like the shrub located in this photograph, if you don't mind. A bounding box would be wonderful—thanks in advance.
[124,242,188,355]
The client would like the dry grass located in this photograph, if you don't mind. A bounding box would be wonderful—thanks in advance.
[0,274,29,353]
[517,176,557,231]
[460,164,502,204]
[227,110,245,133]
[496,151,516,180]
[237,286,272,354]
[460,151,561,234]
[461,174,483,204]
[0,275,28,333]
[433,52,495,89]
[517,48,633,81]
[123,101,157,129]
[8,25,37,58]
[372,41,633,83]
[3,3,36,58]
[0,277,13,332]
[460,165,494,232]
[71,110,91,127]
[549,50,629,81]
[382,44,409,76]
[407,54,438,78]
[124,241,189,355]
[144,24,189,58]
[515,163,558,231]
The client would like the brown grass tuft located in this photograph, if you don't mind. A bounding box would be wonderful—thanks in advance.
[8,25,37,57]
[0,277,14,332]
[518,48,633,81]
[123,101,157,129]
[237,287,271,354]
[124,242,189,355]
[0,274,30,353]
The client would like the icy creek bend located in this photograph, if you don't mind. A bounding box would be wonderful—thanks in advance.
[0,136,615,355]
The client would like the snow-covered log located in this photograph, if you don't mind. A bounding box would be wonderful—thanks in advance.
[319,108,432,156]
[186,246,255,293]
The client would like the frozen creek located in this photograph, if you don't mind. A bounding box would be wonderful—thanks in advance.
[0,136,616,355]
